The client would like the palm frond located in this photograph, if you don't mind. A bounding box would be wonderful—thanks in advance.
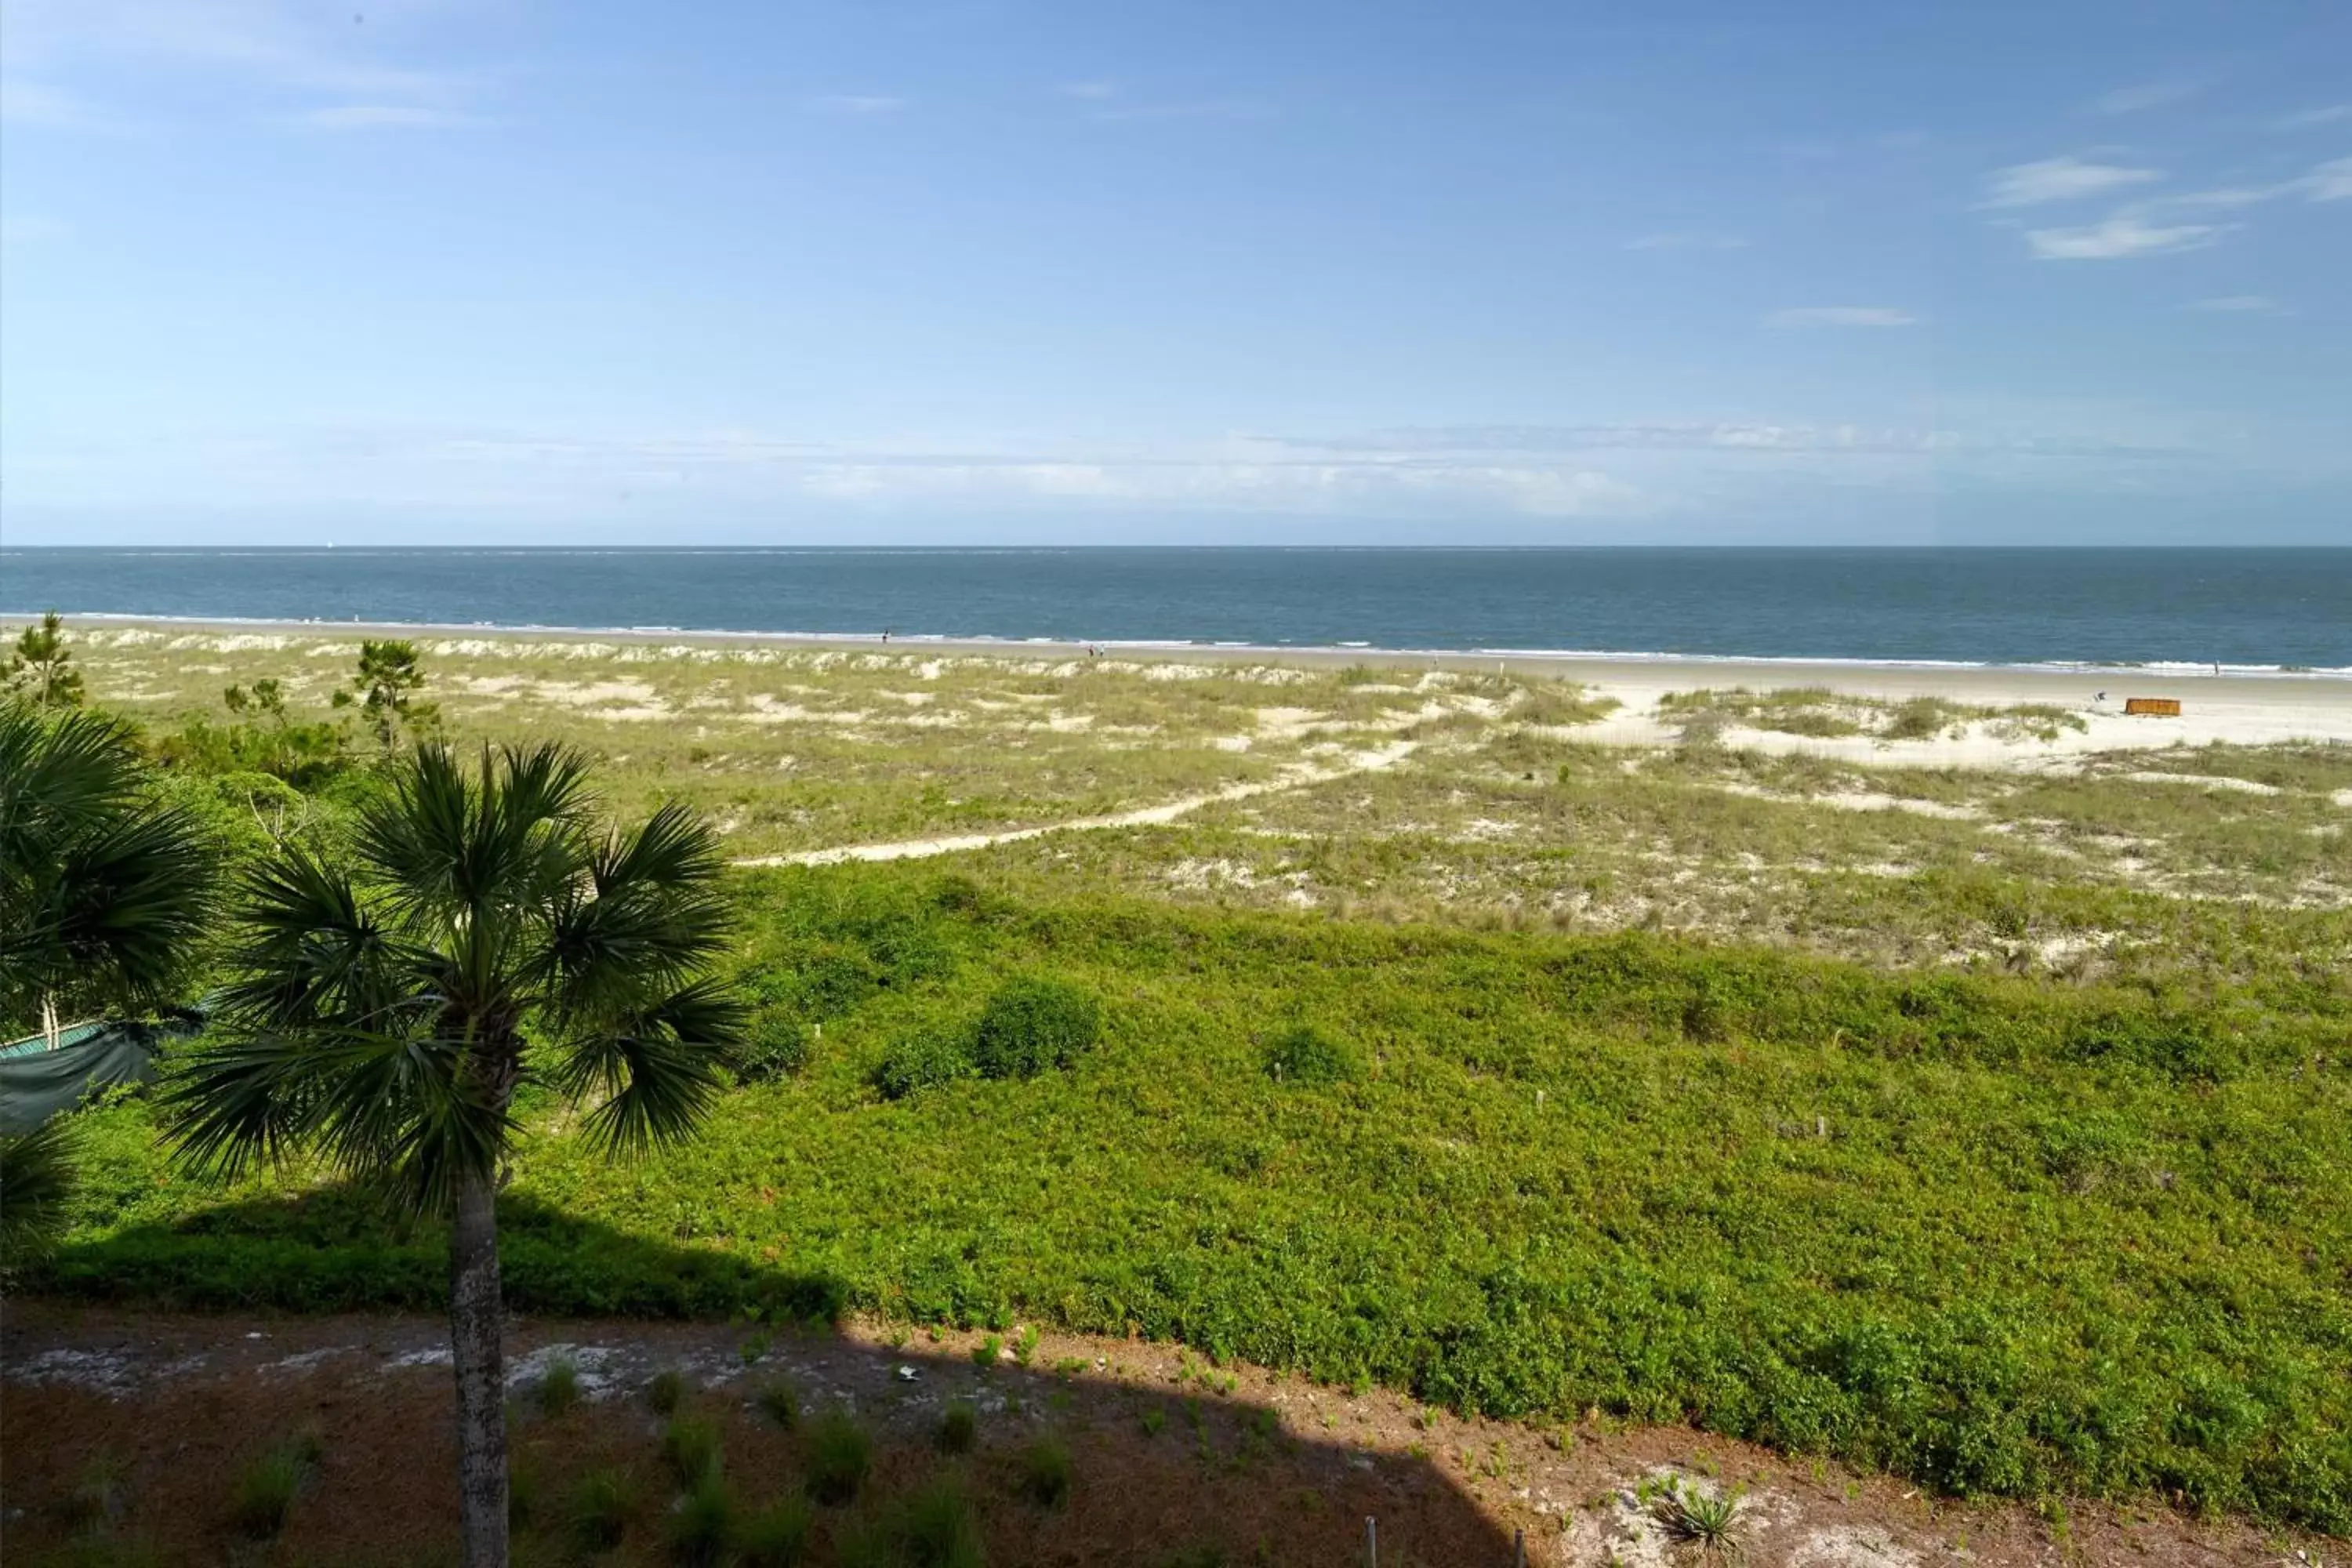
[220,846,420,1030]
[540,805,735,1022]
[1,706,216,1018]
[0,1117,79,1266]
[547,977,746,1156]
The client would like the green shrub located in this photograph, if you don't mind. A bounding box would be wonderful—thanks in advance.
[736,1005,812,1081]
[1014,1435,1072,1508]
[875,1028,975,1099]
[571,1468,632,1551]
[1261,1023,1359,1085]
[972,977,1099,1080]
[937,1399,978,1454]
[737,1495,817,1567]
[806,1409,871,1504]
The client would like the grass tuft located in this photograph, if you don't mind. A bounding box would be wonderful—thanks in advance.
[937,1398,979,1454]
[570,1467,633,1552]
[736,1494,817,1567]
[538,1355,579,1415]
[662,1414,724,1487]
[755,1377,800,1430]
[229,1435,318,1539]
[805,1408,873,1505]
[648,1367,688,1415]
[1014,1434,1073,1508]
[667,1465,739,1567]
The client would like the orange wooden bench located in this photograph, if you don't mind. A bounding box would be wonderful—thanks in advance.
[2124,697,2181,717]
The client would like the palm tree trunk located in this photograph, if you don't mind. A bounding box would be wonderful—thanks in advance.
[448,1164,509,1568]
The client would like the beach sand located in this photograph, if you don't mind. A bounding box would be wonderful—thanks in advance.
[43,613,2352,762]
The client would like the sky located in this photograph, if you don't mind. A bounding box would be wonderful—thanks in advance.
[2,0,2348,546]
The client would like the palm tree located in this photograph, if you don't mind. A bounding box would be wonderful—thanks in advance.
[0,704,216,1042]
[165,743,746,1568]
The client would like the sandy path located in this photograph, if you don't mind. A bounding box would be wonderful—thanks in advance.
[734,739,1417,867]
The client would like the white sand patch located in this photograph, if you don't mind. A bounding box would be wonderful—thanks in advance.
[505,1342,633,1401]
[1254,706,1330,739]
[1784,1523,1921,1566]
[1715,782,1984,821]
[742,695,871,724]
[2115,770,2281,794]
[1046,711,1094,732]
[463,675,528,695]
[1165,858,1261,891]
[1214,735,1254,753]
[10,1347,142,1395]
[742,740,1418,868]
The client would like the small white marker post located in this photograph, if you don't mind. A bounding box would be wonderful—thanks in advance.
[1365,1515,1377,1568]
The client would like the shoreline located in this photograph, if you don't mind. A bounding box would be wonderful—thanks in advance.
[16,610,2352,692]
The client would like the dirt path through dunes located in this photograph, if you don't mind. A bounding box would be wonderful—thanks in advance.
[4,1301,2324,1567]
[735,739,1417,867]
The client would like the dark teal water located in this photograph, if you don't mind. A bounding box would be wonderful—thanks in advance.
[4,547,2346,670]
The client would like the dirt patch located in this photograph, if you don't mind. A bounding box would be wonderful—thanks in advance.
[1,1304,2321,1567]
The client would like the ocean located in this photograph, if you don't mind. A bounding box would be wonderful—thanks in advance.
[4,546,2347,672]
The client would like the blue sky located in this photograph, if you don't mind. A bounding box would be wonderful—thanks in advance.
[2,0,2347,545]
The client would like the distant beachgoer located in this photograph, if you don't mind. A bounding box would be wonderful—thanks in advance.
[881,630,890,644]
[2094,690,2107,704]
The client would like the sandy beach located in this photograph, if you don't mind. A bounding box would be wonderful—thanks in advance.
[39,612,2352,760]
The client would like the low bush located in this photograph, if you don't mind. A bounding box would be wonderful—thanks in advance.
[875,1028,975,1100]
[971,977,1099,1080]
[1260,1022,1358,1085]
[736,1005,812,1081]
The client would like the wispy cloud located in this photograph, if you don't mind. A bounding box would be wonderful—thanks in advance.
[1763,307,1918,328]
[1983,155,2162,209]
[2,0,491,132]
[1624,232,1750,251]
[1087,99,1272,124]
[0,213,70,249]
[2187,295,2288,314]
[2026,215,2227,260]
[2087,81,2197,117]
[1056,81,1116,100]
[296,103,482,132]
[2269,103,2350,131]
[0,74,107,129]
[804,94,906,115]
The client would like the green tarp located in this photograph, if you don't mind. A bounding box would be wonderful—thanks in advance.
[0,1015,204,1135]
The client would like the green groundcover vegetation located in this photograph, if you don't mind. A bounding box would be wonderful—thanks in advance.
[34,866,2352,1531]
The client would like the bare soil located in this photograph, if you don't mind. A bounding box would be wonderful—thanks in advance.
[2,1302,2325,1567]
